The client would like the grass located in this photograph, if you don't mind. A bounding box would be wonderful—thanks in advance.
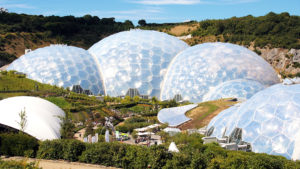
[179,99,237,130]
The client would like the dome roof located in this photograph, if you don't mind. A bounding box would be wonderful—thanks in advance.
[203,79,265,101]
[0,96,65,140]
[7,45,105,95]
[88,29,188,98]
[157,104,198,127]
[161,42,279,103]
[208,84,300,160]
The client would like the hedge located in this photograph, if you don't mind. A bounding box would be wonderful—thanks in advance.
[1,133,300,169]
[37,139,85,161]
[0,133,39,157]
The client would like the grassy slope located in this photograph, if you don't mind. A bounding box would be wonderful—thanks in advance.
[179,99,237,130]
[0,71,108,122]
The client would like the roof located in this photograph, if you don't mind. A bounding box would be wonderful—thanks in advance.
[0,96,65,140]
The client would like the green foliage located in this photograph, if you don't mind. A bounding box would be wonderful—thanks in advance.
[46,97,71,111]
[59,113,75,139]
[37,139,85,161]
[0,12,134,48]
[0,52,16,66]
[0,133,38,157]
[0,159,41,169]
[116,116,153,133]
[191,12,300,49]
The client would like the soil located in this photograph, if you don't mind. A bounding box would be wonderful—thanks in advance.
[178,99,237,130]
[1,156,119,169]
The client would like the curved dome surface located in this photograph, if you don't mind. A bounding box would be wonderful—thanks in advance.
[203,79,265,101]
[0,96,65,140]
[7,45,105,95]
[161,42,279,103]
[157,104,198,127]
[88,29,189,98]
[208,84,300,160]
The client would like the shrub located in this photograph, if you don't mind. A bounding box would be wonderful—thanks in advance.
[0,133,39,157]
[37,140,64,160]
[37,139,86,161]
[0,159,41,169]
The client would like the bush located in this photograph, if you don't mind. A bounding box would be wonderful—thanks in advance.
[0,133,39,157]
[37,140,64,160]
[0,159,41,169]
[37,139,85,161]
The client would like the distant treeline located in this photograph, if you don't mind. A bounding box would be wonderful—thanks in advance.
[140,12,300,49]
[0,12,134,47]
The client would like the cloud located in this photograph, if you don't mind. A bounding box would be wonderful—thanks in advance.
[129,0,258,5]
[86,7,164,21]
[0,0,34,9]
[130,0,202,5]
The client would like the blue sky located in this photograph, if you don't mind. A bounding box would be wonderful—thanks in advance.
[1,0,299,24]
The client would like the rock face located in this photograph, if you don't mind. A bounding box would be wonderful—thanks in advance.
[259,48,300,75]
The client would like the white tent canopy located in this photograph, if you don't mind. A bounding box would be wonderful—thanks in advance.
[168,142,179,153]
[0,96,65,140]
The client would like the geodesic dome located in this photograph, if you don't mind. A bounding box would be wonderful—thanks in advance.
[88,29,188,98]
[161,42,279,103]
[0,96,65,140]
[7,45,105,95]
[203,79,265,101]
[207,84,300,160]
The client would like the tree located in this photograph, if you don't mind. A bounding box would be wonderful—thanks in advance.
[17,108,27,133]
[0,7,8,13]
[59,113,75,139]
[138,19,147,26]
[133,96,140,103]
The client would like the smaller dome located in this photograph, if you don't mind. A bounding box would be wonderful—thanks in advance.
[203,79,265,101]
[0,96,65,140]
[207,84,300,160]
[161,42,280,103]
[7,45,105,95]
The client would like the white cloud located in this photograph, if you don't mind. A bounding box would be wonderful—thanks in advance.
[130,0,202,5]
[129,0,258,5]
[0,0,34,9]
[85,7,164,21]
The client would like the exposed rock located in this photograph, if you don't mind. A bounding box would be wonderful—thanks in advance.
[255,47,300,76]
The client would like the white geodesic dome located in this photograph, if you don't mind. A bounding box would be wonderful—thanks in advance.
[7,45,105,95]
[0,96,65,140]
[208,84,300,160]
[203,79,265,101]
[161,42,280,103]
[88,29,189,98]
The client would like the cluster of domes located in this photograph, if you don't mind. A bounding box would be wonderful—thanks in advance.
[208,83,300,160]
[160,42,279,103]
[7,30,279,102]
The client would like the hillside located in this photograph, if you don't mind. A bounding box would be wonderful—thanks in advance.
[0,11,134,66]
[1,11,300,76]
[140,12,300,77]
[179,99,237,130]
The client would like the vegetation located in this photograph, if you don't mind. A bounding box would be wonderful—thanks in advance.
[116,116,157,133]
[140,12,300,49]
[0,133,39,157]
[2,133,300,169]
[0,159,41,169]
[181,99,236,129]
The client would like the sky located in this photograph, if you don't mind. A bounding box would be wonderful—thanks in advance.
[1,0,300,24]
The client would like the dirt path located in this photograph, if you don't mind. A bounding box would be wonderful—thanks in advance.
[1,157,119,169]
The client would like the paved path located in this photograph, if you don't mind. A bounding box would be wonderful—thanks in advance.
[1,156,119,169]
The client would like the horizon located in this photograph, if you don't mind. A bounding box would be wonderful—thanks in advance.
[1,0,299,24]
